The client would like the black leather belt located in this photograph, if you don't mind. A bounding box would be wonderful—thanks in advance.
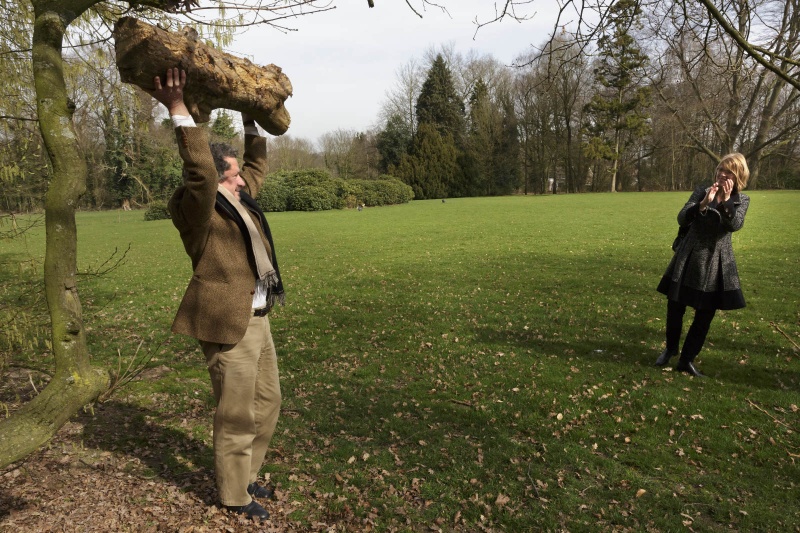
[253,307,269,317]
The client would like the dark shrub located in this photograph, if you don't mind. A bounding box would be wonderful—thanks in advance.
[257,181,290,212]
[144,200,171,221]
[281,169,333,189]
[288,185,335,211]
[329,178,361,209]
[257,170,413,211]
[352,176,414,206]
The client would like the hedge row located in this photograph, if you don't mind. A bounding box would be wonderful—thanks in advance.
[145,170,414,220]
[256,170,414,212]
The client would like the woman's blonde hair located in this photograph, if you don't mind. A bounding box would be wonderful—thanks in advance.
[716,153,750,192]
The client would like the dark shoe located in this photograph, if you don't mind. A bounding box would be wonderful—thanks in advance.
[247,482,275,499]
[225,500,269,521]
[675,361,705,377]
[655,349,677,367]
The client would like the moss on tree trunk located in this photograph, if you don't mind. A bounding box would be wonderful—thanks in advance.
[0,3,109,471]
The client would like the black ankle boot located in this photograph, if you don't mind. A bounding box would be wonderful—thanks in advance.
[247,482,275,499]
[224,500,270,520]
[655,348,676,367]
[675,360,705,377]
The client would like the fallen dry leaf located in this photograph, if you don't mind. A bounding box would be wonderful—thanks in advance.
[495,493,510,507]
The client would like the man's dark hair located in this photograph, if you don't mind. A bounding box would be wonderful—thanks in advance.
[209,143,239,179]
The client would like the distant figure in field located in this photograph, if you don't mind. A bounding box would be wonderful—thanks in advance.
[148,67,284,521]
[655,153,750,377]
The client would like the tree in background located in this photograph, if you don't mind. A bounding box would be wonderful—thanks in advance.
[102,107,139,209]
[514,52,563,194]
[394,54,466,198]
[380,58,423,137]
[465,78,494,194]
[66,44,185,209]
[492,93,520,195]
[376,113,412,173]
[520,0,800,189]
[646,0,800,189]
[320,128,380,180]
[465,78,519,195]
[393,123,458,199]
[0,1,48,213]
[210,110,237,142]
[267,135,323,172]
[416,54,466,145]
[350,130,381,179]
[540,38,591,193]
[320,128,358,179]
[583,0,651,192]
[134,120,184,202]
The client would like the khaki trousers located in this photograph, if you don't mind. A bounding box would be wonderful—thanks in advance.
[200,314,281,506]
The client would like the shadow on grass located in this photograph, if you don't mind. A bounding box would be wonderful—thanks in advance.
[77,400,217,506]
[469,318,799,392]
[0,493,27,520]
[0,399,216,520]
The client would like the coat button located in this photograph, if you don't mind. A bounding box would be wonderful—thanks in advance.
[250,290,255,295]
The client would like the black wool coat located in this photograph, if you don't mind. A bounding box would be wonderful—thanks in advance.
[657,185,750,310]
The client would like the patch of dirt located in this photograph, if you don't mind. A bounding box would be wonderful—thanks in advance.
[0,404,318,532]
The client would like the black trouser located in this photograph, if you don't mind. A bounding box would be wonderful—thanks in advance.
[666,299,716,363]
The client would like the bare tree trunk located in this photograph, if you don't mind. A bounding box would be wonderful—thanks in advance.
[565,120,575,193]
[610,141,619,192]
[0,4,109,470]
[113,17,293,136]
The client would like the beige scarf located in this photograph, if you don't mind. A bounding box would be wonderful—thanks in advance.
[217,184,276,284]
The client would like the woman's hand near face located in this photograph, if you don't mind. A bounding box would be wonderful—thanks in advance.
[713,169,735,203]
[701,184,718,209]
[720,178,733,202]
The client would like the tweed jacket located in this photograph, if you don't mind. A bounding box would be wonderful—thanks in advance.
[657,185,749,310]
[168,126,270,344]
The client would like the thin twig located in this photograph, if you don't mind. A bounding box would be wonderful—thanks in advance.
[746,399,793,430]
[770,321,800,354]
[78,244,131,278]
[98,338,159,402]
[404,0,423,18]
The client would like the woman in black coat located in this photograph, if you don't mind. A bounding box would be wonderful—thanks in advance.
[655,153,750,377]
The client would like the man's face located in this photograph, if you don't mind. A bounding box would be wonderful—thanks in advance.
[219,156,244,200]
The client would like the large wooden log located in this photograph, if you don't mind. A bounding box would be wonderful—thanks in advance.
[113,17,292,135]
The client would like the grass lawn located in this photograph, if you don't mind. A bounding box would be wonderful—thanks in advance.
[1,191,799,531]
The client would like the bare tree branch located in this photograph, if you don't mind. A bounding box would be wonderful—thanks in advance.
[697,0,800,92]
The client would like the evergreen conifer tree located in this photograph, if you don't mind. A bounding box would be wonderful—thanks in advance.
[583,0,651,192]
[394,54,467,198]
[416,54,466,144]
[394,123,458,200]
[377,113,412,173]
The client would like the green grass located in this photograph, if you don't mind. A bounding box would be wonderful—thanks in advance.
[2,191,799,531]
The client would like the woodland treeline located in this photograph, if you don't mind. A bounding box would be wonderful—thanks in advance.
[2,0,799,213]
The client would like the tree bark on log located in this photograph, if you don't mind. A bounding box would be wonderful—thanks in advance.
[113,16,292,135]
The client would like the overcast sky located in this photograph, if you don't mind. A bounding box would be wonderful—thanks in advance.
[234,1,558,145]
